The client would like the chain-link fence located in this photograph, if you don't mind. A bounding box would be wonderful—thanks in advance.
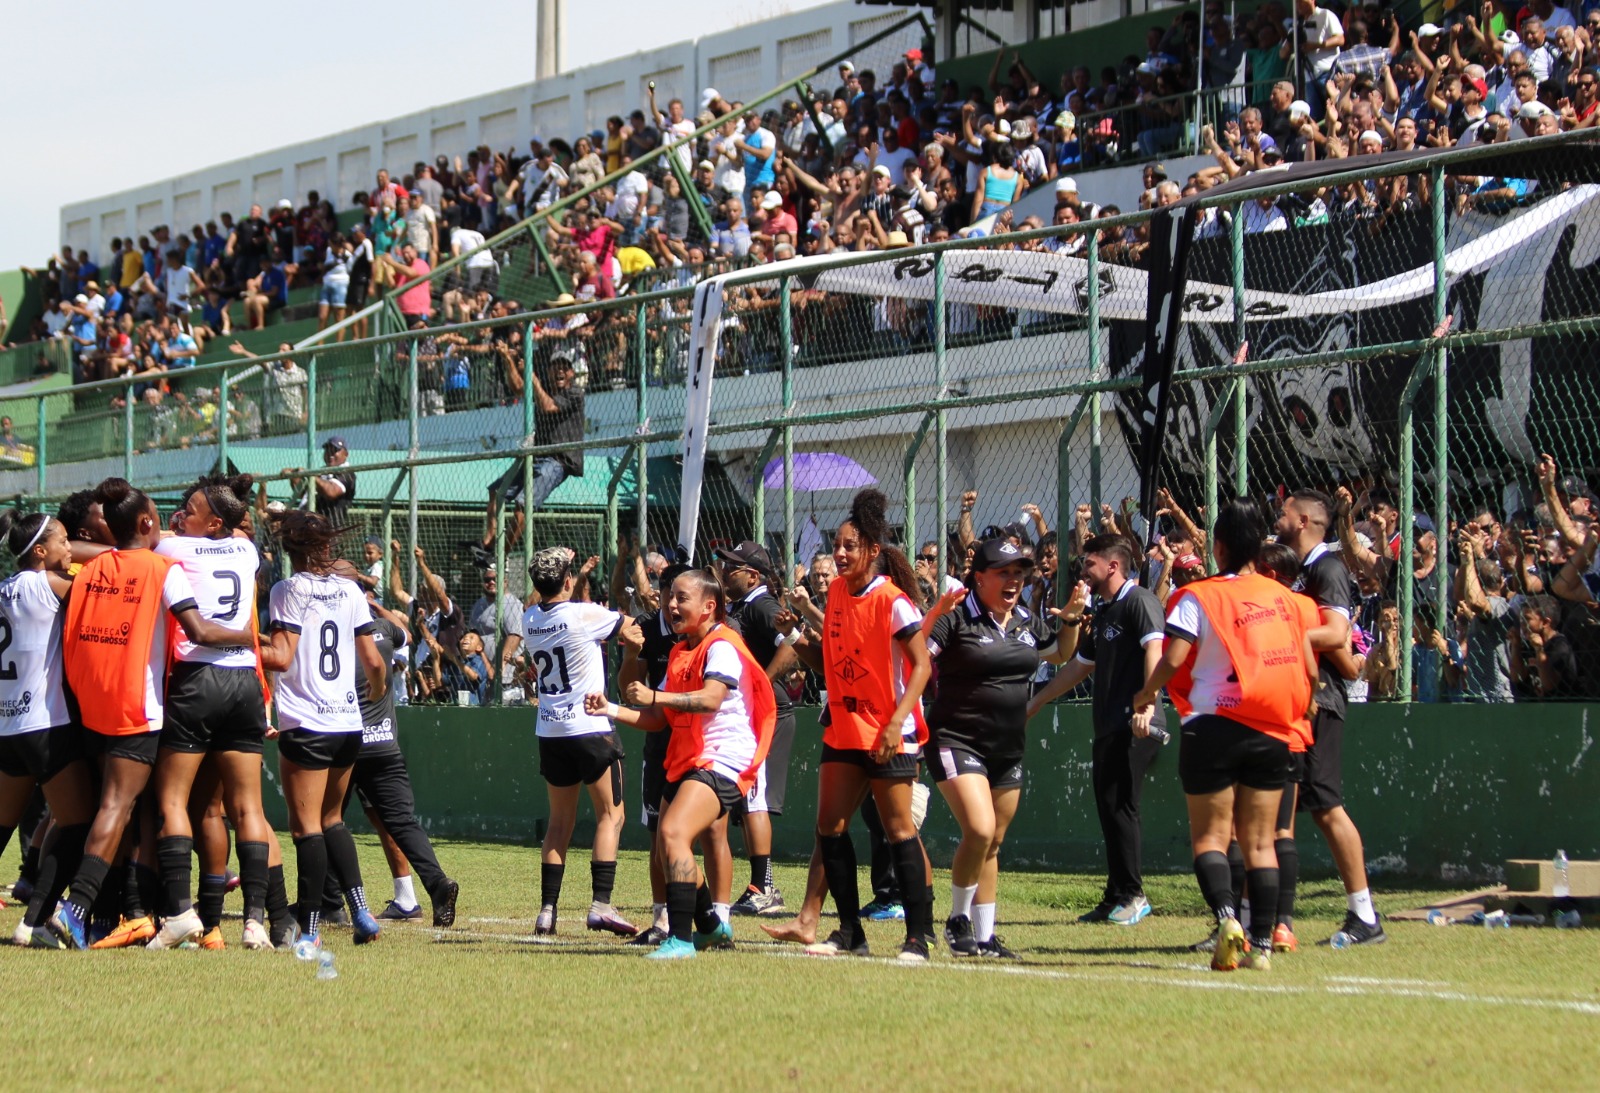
[9,132,1600,706]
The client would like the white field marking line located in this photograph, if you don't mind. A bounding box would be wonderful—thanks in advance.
[436,926,1600,1016]
[1329,976,1452,987]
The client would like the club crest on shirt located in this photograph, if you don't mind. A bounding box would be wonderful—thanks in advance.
[1104,624,1122,641]
[835,655,870,684]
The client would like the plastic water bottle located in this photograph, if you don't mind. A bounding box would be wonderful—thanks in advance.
[1553,849,1570,899]
[1482,909,1511,929]
[1329,929,1353,950]
[1555,909,1582,929]
[316,950,338,980]
[292,936,320,962]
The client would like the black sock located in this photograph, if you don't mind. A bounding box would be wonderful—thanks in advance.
[692,883,720,935]
[266,863,293,935]
[1227,841,1245,910]
[322,823,367,914]
[1194,850,1237,923]
[750,853,771,891]
[818,833,862,935]
[889,837,930,941]
[1245,867,1280,950]
[156,835,194,916]
[125,862,155,920]
[924,885,936,937]
[591,859,616,906]
[665,880,697,942]
[68,854,112,920]
[540,861,564,910]
[28,823,87,928]
[292,834,328,935]
[89,861,122,932]
[237,841,270,924]
[1275,838,1298,928]
[18,842,40,886]
[198,874,227,931]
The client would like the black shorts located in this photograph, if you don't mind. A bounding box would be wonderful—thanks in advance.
[0,724,84,783]
[664,768,743,819]
[163,663,269,754]
[1297,708,1344,813]
[1177,715,1291,796]
[1278,751,1306,829]
[277,729,362,771]
[820,742,921,780]
[83,728,161,766]
[539,732,625,789]
[927,734,1024,790]
[346,277,370,307]
[640,726,672,828]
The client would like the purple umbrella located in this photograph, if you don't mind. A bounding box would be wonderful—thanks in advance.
[762,452,877,492]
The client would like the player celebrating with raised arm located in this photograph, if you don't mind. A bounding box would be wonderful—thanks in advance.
[1130,498,1317,972]
[259,511,387,952]
[52,478,257,950]
[589,569,776,959]
[805,488,937,962]
[522,546,642,937]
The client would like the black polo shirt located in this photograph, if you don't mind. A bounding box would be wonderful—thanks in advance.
[927,591,1057,752]
[1075,579,1166,738]
[1292,541,1352,717]
[726,586,791,711]
[635,608,680,688]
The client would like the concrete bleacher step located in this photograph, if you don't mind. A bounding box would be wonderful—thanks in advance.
[196,316,324,364]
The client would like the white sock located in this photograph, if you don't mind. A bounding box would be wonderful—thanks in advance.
[393,875,417,911]
[651,902,668,930]
[1348,888,1377,926]
[950,883,978,920]
[1239,898,1252,933]
[972,903,997,943]
[713,902,730,925]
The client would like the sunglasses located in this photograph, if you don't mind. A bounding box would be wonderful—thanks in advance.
[917,554,939,563]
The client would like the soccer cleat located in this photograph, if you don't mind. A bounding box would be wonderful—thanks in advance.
[645,936,697,960]
[49,904,87,951]
[731,884,787,916]
[1077,900,1116,924]
[28,927,63,950]
[92,915,156,950]
[378,900,423,922]
[626,924,670,947]
[897,936,931,963]
[943,914,981,957]
[1190,929,1218,953]
[224,870,241,893]
[1241,947,1273,971]
[534,905,557,936]
[862,899,904,921]
[1108,895,1152,926]
[201,927,226,951]
[978,936,1021,960]
[10,878,33,905]
[241,920,273,951]
[693,919,735,951]
[804,929,869,957]
[12,920,31,947]
[1324,912,1387,948]
[1211,917,1247,972]
[1272,923,1299,953]
[271,920,301,951]
[432,879,460,928]
[322,906,352,927]
[587,904,639,937]
[352,909,382,945]
[146,909,205,951]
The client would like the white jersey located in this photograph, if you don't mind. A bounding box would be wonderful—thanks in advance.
[520,599,622,737]
[0,570,70,735]
[158,535,260,668]
[268,572,375,733]
[697,634,758,784]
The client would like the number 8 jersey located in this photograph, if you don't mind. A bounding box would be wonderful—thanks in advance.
[520,599,623,738]
[269,571,376,733]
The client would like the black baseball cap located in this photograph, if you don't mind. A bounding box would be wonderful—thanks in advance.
[714,539,775,577]
[322,436,348,453]
[972,537,1035,571]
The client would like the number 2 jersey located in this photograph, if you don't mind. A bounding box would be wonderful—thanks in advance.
[519,599,623,738]
[156,535,259,668]
[269,572,376,733]
[0,569,70,735]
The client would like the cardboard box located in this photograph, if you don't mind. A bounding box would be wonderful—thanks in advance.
[1505,859,1600,897]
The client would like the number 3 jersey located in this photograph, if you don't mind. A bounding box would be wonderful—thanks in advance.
[157,535,259,668]
[520,599,623,738]
[269,572,376,733]
[0,569,70,735]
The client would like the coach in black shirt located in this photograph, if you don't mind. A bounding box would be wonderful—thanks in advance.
[289,436,357,528]
[1027,534,1166,926]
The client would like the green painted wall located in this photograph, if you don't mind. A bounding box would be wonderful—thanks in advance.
[266,702,1599,881]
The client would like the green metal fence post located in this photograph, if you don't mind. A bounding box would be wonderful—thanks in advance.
[1086,234,1103,514]
[779,279,795,569]
[1432,163,1451,647]
[494,503,507,705]
[1202,395,1232,575]
[904,413,935,557]
[1231,200,1248,496]
[305,354,318,512]
[34,394,46,497]
[408,338,420,593]
[934,253,949,581]
[753,430,781,541]
[1057,395,1094,607]
[217,369,230,477]
[123,379,134,479]
[523,319,537,564]
[635,303,649,550]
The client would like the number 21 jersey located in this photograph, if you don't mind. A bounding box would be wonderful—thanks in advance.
[520,599,622,738]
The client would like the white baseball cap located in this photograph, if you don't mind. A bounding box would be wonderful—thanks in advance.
[1055,177,1078,193]
[760,190,784,210]
[1418,22,1443,37]
[1289,99,1312,119]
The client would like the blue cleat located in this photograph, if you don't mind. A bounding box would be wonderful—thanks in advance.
[646,936,697,960]
[863,899,905,921]
[352,909,382,945]
[50,904,87,951]
[693,919,735,951]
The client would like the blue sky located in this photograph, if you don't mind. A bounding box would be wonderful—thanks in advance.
[1,0,829,271]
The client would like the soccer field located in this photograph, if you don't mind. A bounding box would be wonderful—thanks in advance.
[7,835,1597,1089]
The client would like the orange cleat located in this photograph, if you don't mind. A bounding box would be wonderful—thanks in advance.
[1272,923,1298,953]
[200,926,226,950]
[90,915,156,949]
